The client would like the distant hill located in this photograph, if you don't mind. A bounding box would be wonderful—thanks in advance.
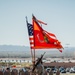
[0,45,30,58]
[0,45,75,58]
[0,45,30,51]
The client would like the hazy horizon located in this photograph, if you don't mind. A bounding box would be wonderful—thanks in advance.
[0,45,75,58]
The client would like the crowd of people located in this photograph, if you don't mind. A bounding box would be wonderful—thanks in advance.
[0,58,60,75]
[0,67,29,75]
[0,67,60,75]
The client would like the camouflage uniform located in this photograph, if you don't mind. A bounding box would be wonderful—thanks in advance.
[56,70,60,75]
[4,68,11,75]
[0,70,3,75]
[11,69,18,75]
[49,69,53,75]
[44,70,48,75]
[36,63,44,75]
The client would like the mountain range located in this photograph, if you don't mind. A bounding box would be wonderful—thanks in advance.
[0,45,75,58]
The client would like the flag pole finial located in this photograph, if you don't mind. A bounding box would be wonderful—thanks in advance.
[25,16,28,24]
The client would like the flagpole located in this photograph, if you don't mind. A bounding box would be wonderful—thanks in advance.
[31,49,34,64]
[32,14,36,68]
[33,49,35,65]
[26,16,34,65]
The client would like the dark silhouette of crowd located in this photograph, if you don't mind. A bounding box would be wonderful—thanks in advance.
[0,67,61,75]
[0,67,30,75]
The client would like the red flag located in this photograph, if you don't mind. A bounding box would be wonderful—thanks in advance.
[37,19,47,25]
[32,15,47,25]
[32,15,63,50]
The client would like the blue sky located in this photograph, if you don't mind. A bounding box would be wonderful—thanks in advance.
[0,0,75,47]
